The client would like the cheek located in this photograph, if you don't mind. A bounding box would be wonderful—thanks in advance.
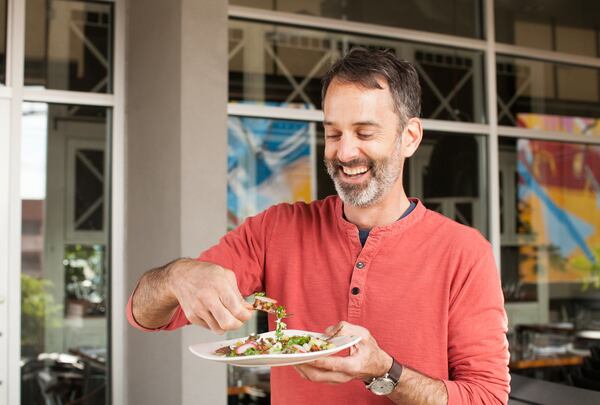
[368,140,397,161]
[324,143,336,160]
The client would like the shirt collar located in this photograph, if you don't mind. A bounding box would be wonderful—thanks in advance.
[334,196,426,238]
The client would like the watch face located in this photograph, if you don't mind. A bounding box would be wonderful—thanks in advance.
[369,377,396,395]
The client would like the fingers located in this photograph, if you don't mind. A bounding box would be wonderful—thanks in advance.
[294,365,309,380]
[324,322,344,337]
[200,308,228,334]
[198,268,253,333]
[223,271,253,322]
[310,355,357,374]
[210,298,245,331]
[182,305,223,333]
[170,262,256,334]
[325,321,370,340]
[294,364,353,384]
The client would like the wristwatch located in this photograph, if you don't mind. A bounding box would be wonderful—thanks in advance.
[364,358,403,396]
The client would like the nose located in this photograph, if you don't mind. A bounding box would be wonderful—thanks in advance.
[336,134,360,163]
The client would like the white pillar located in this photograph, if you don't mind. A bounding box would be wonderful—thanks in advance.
[180,0,228,404]
[125,0,228,404]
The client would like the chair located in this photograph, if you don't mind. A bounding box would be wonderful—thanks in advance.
[583,356,600,372]
[580,363,600,380]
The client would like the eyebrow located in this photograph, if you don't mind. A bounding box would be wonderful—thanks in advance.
[323,120,381,127]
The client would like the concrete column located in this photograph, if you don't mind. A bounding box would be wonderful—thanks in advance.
[179,0,228,404]
[125,0,228,404]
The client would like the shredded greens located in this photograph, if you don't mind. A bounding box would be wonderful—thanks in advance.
[274,305,287,340]
[214,295,334,357]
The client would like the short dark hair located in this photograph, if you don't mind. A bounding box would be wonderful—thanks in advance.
[321,47,421,127]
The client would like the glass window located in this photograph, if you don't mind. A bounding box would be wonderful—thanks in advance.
[231,0,483,39]
[20,102,110,405]
[497,56,600,130]
[0,0,6,84]
[25,0,114,93]
[228,117,488,237]
[229,20,487,123]
[404,131,488,236]
[227,116,317,229]
[319,130,489,237]
[500,136,600,385]
[495,0,600,57]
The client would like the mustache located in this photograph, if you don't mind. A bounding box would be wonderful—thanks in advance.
[325,158,373,168]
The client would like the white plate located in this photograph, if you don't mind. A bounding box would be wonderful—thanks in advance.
[189,329,361,367]
[566,343,591,357]
[577,330,600,340]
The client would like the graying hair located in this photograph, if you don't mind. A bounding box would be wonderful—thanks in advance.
[321,47,421,128]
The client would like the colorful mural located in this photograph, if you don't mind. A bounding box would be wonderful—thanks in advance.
[517,114,600,287]
[227,116,315,229]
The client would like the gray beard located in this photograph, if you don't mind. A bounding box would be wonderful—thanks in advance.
[325,143,402,208]
[329,170,386,207]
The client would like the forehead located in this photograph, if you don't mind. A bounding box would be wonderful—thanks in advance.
[323,78,397,124]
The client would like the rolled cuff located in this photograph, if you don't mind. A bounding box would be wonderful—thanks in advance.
[126,292,189,332]
[442,379,508,405]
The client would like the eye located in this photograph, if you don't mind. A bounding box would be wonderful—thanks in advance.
[357,132,374,139]
[325,132,341,140]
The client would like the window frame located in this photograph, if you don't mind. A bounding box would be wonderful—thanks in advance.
[1,0,125,404]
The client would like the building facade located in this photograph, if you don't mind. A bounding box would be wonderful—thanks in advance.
[2,0,600,404]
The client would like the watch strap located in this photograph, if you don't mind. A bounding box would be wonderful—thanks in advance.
[387,358,403,384]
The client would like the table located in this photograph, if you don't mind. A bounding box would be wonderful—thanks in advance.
[69,347,107,405]
[509,355,584,370]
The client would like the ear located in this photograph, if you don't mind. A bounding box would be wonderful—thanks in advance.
[400,118,423,158]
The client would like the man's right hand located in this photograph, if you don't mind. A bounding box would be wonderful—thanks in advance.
[166,260,253,334]
[131,258,253,334]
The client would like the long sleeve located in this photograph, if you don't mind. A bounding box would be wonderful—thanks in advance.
[126,205,278,332]
[443,246,511,404]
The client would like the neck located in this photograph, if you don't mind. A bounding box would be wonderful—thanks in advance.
[343,182,411,229]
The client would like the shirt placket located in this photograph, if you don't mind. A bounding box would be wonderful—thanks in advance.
[346,231,382,322]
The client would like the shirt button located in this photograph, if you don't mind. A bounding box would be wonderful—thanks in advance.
[356,262,365,269]
[351,287,360,295]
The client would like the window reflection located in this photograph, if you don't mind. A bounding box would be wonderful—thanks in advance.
[321,130,488,233]
[495,0,600,57]
[502,137,600,299]
[25,0,113,93]
[320,131,488,236]
[501,136,600,384]
[231,0,482,38]
[228,116,488,235]
[228,115,316,229]
[229,20,486,123]
[497,56,600,128]
[20,102,110,405]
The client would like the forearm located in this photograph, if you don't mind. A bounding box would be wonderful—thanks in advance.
[131,258,190,328]
[388,367,447,405]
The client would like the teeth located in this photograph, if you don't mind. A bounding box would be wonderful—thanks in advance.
[342,166,368,176]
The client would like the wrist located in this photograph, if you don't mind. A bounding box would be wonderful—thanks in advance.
[164,258,188,303]
[366,350,393,381]
[364,354,403,396]
[379,351,394,377]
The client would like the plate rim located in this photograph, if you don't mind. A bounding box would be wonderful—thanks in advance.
[189,329,361,365]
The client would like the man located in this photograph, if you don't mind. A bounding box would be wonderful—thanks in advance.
[127,48,510,404]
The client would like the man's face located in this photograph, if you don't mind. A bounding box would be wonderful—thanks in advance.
[323,78,404,207]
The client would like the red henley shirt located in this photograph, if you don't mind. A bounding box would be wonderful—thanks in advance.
[127,196,510,404]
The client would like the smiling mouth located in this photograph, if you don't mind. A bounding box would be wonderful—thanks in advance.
[338,165,371,179]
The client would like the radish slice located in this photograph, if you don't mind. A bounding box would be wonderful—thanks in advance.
[255,296,277,303]
[236,342,257,355]
[292,344,307,353]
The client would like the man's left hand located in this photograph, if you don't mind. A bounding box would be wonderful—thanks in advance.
[294,321,393,384]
